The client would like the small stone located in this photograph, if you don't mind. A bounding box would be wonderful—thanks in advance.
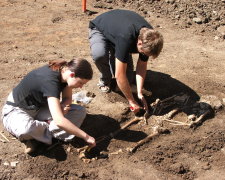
[10,161,19,167]
[193,17,202,24]
[175,15,180,19]
[214,36,219,40]
[213,11,218,15]
[3,162,10,166]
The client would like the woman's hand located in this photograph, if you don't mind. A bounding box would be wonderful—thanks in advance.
[85,134,96,147]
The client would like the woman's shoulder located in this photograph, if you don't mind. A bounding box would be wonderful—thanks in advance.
[34,65,60,76]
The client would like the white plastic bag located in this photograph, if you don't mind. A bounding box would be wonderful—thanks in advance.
[72,91,93,104]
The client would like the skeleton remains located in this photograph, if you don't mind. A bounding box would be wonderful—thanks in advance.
[77,93,213,162]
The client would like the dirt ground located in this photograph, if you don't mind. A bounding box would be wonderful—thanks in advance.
[0,0,225,179]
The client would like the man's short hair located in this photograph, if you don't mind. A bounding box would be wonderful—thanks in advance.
[138,28,164,58]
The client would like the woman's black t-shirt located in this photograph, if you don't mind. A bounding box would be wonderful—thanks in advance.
[12,65,67,110]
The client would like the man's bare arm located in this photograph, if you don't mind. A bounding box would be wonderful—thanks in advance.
[136,59,148,111]
[115,58,140,112]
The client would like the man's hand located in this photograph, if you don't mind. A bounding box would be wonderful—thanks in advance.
[85,134,96,147]
[129,100,142,114]
[138,94,149,112]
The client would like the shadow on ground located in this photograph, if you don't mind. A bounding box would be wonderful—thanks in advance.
[144,70,200,102]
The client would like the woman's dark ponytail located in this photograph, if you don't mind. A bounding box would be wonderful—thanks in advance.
[49,58,93,80]
[49,60,67,71]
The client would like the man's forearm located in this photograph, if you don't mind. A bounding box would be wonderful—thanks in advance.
[136,75,145,95]
[116,76,135,103]
[136,60,147,95]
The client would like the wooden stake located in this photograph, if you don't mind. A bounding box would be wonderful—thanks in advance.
[82,0,87,12]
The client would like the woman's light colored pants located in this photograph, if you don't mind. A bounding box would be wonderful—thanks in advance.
[1,93,86,145]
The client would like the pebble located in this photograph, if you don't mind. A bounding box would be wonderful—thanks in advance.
[193,17,202,24]
[10,161,19,167]
[175,15,180,19]
[214,36,219,40]
[3,162,10,166]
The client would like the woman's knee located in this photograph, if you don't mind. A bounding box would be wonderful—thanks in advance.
[76,105,86,120]
[66,105,87,126]
[17,121,34,137]
[79,106,87,121]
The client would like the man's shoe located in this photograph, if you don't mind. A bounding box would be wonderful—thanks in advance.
[97,83,111,93]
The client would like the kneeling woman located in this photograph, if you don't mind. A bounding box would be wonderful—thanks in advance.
[1,58,96,153]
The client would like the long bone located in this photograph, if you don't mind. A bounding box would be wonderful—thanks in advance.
[128,127,169,153]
